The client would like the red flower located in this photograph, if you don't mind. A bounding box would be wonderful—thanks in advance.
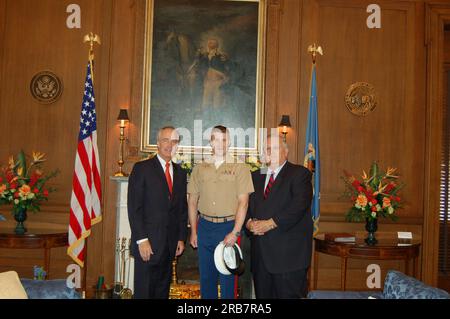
[10,182,17,190]
[29,174,38,187]
[395,196,401,202]
[384,182,395,193]
[0,177,3,183]
[357,186,364,193]
[33,188,39,194]
[371,206,377,212]
[43,189,49,197]
[371,199,378,205]
[6,171,14,182]
[352,180,361,189]
[14,192,19,198]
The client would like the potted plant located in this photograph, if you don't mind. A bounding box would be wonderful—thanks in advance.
[0,150,59,234]
[342,162,404,245]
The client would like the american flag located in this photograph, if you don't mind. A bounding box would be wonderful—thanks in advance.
[67,63,102,267]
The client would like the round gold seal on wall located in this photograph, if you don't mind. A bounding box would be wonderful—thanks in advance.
[30,71,63,104]
[345,82,377,116]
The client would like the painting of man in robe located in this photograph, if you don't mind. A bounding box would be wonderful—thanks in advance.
[146,0,263,150]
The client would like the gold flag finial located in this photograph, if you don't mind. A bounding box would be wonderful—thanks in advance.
[308,43,323,64]
[83,33,101,83]
[83,32,101,62]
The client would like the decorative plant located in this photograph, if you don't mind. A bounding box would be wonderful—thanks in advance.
[173,153,193,176]
[244,155,262,172]
[342,161,404,222]
[0,150,59,216]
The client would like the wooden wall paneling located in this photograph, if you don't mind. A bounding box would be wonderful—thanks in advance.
[128,0,147,163]
[275,0,302,163]
[0,0,7,145]
[100,0,139,287]
[0,0,114,284]
[299,0,423,221]
[422,3,450,286]
[301,0,426,289]
[445,31,450,63]
[86,0,115,291]
[264,0,283,135]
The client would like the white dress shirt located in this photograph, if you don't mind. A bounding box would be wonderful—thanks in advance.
[137,154,173,245]
[264,160,287,190]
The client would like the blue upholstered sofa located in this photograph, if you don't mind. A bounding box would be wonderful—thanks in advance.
[308,270,450,299]
[21,279,81,299]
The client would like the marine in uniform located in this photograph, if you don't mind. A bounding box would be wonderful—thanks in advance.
[187,125,254,299]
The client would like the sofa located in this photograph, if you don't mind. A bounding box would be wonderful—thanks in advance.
[21,278,81,299]
[308,270,450,299]
[0,271,81,299]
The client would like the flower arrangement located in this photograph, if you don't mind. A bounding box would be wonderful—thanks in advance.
[244,155,262,172]
[173,153,193,176]
[0,150,59,216]
[342,162,404,222]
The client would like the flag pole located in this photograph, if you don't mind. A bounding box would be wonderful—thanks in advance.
[306,43,323,292]
[80,32,101,298]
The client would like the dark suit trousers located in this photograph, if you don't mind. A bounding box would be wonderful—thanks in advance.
[252,256,308,299]
[133,245,172,299]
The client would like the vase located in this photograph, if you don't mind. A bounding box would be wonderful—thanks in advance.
[365,217,378,245]
[14,208,28,235]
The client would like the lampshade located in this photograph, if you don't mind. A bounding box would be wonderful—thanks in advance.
[278,115,291,127]
[117,109,130,121]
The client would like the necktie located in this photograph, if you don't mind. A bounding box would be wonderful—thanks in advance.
[264,172,275,199]
[165,161,173,196]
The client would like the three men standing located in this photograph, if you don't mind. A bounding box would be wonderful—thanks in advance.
[127,125,313,299]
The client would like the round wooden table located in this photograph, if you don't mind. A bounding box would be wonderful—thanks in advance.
[0,228,68,279]
[313,234,421,291]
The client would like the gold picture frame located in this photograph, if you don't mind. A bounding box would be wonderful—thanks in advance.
[141,0,266,155]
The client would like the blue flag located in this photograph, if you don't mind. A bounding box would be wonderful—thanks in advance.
[303,64,320,236]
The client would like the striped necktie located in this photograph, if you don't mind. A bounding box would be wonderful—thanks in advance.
[264,172,275,199]
[165,161,173,196]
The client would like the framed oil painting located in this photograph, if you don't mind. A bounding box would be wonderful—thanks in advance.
[141,0,266,155]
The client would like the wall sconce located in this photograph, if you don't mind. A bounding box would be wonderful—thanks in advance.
[114,109,130,177]
[278,115,291,142]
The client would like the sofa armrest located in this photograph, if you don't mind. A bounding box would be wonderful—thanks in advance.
[383,270,450,299]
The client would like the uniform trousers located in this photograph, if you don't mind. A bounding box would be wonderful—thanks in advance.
[198,217,236,299]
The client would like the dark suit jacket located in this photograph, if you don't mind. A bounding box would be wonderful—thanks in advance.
[127,156,188,265]
[247,161,313,274]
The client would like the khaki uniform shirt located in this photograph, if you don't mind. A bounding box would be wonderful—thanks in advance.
[187,154,254,217]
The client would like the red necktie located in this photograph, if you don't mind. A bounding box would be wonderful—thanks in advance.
[165,161,173,196]
[264,173,275,199]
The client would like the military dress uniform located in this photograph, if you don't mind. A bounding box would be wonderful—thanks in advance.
[188,154,254,299]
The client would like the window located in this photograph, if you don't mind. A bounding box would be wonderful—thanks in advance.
[439,66,450,275]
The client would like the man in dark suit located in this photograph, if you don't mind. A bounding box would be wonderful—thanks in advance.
[246,134,313,299]
[127,126,188,299]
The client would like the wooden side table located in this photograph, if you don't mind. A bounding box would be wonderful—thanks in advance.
[313,234,421,291]
[0,229,68,279]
